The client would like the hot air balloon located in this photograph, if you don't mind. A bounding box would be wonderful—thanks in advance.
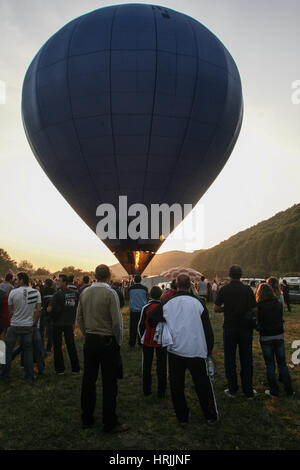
[22,4,243,275]
[161,266,204,284]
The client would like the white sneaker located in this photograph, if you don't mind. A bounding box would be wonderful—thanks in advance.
[224,389,236,398]
[265,390,278,399]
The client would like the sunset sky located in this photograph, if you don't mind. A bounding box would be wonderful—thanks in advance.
[1,0,300,272]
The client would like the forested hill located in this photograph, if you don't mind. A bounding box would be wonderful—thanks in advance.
[190,203,300,279]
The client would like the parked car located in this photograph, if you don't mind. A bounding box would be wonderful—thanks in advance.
[241,278,265,288]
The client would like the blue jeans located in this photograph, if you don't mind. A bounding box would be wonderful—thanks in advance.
[223,327,254,397]
[0,326,34,380]
[33,327,45,374]
[10,327,44,374]
[260,339,293,396]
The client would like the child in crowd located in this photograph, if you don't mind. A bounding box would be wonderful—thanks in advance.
[138,286,167,398]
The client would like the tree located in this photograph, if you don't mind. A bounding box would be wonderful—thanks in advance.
[0,248,17,276]
[61,266,83,277]
[277,226,300,273]
[18,260,34,275]
[34,267,51,277]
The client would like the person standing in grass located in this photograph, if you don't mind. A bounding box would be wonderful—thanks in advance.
[256,283,294,398]
[0,273,14,297]
[76,264,128,433]
[161,279,177,303]
[112,281,125,309]
[79,276,91,295]
[267,277,285,312]
[149,274,218,426]
[67,274,78,293]
[128,275,148,348]
[138,285,167,398]
[281,279,291,313]
[47,274,80,375]
[198,276,208,301]
[0,287,9,379]
[212,280,218,304]
[0,272,41,383]
[214,265,258,399]
[0,290,10,335]
[190,282,200,299]
[40,278,56,353]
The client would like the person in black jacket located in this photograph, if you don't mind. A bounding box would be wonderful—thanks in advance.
[112,282,125,309]
[40,278,56,352]
[214,265,257,399]
[256,283,294,398]
[47,274,80,375]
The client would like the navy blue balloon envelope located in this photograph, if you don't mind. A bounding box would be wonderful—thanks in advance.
[22,4,243,275]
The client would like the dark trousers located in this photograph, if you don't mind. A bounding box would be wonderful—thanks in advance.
[129,311,141,347]
[283,296,291,312]
[223,327,254,397]
[260,339,293,396]
[142,346,167,396]
[81,334,119,431]
[52,325,80,374]
[168,352,218,422]
[33,327,45,374]
[40,317,53,351]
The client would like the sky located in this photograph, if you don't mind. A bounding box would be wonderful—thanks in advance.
[0,0,300,272]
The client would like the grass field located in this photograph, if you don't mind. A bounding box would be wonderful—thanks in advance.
[0,303,300,450]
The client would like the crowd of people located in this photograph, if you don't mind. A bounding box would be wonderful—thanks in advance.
[0,264,295,433]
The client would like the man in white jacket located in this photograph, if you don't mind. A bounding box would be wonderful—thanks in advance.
[149,274,218,426]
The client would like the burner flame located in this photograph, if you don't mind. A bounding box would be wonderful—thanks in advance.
[134,251,141,270]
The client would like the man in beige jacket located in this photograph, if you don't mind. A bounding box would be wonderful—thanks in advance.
[76,264,127,433]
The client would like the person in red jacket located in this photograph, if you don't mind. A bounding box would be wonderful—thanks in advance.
[0,290,10,334]
[138,286,167,398]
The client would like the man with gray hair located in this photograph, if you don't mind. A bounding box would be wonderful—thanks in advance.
[149,274,218,426]
[76,264,127,433]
